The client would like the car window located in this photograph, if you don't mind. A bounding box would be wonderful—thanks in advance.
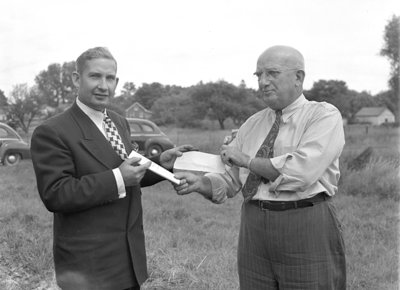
[142,124,154,133]
[0,127,17,138]
[130,123,142,133]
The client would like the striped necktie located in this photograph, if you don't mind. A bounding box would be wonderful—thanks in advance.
[242,110,282,202]
[103,114,128,160]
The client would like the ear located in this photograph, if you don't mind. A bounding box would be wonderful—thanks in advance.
[116,77,119,87]
[295,70,305,86]
[71,71,80,88]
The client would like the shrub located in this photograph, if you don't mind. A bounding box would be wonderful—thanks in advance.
[340,157,400,200]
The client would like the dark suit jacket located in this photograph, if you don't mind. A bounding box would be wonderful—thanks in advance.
[30,102,165,289]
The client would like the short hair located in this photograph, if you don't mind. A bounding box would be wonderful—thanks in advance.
[75,47,117,73]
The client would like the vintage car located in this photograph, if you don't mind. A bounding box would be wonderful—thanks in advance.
[127,118,175,157]
[0,122,31,166]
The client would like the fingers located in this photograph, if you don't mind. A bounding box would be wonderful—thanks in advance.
[140,160,151,169]
[179,144,199,152]
[124,156,142,166]
[119,160,150,186]
[220,149,232,166]
[174,144,199,155]
[172,171,197,195]
[174,179,196,195]
[220,145,229,151]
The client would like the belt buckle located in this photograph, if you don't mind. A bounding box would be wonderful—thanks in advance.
[259,200,272,211]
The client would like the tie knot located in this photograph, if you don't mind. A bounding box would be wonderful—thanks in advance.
[275,110,282,118]
[103,114,112,124]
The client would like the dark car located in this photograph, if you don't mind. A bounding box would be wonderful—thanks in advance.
[127,118,174,157]
[0,122,31,166]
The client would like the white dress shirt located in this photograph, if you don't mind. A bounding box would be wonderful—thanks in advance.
[206,94,345,202]
[76,98,126,198]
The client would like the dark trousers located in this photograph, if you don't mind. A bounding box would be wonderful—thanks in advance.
[237,198,346,290]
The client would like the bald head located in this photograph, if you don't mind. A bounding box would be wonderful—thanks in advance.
[255,45,306,110]
[258,45,305,71]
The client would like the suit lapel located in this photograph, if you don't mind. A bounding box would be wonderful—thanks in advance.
[69,103,122,169]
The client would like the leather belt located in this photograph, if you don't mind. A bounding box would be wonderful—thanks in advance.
[248,192,329,211]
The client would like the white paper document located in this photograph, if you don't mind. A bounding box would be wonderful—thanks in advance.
[173,151,226,174]
[128,151,181,185]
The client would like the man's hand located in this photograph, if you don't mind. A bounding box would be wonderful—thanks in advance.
[173,171,212,199]
[119,157,151,186]
[220,145,251,168]
[160,144,198,169]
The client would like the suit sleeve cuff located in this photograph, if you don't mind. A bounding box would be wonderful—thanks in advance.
[112,168,126,198]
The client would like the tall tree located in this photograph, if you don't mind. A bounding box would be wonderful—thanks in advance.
[152,93,199,127]
[35,61,76,107]
[190,81,254,129]
[305,80,351,118]
[134,82,165,109]
[7,84,42,133]
[121,82,137,97]
[0,89,8,107]
[380,15,399,121]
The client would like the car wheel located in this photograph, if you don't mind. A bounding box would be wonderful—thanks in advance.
[147,144,163,157]
[4,153,21,166]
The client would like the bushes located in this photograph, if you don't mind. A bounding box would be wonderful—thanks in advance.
[340,157,400,200]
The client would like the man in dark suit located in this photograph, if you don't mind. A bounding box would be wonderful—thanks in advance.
[30,47,192,290]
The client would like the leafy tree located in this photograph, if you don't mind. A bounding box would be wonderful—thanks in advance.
[121,82,137,97]
[305,80,351,118]
[7,84,42,133]
[380,15,399,121]
[134,82,165,109]
[35,61,76,107]
[231,88,264,126]
[152,93,199,127]
[111,82,138,112]
[190,81,256,129]
[0,89,8,107]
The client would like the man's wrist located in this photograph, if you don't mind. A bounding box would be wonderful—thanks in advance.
[246,157,253,170]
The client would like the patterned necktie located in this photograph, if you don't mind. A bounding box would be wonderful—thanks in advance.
[103,114,128,160]
[242,110,282,202]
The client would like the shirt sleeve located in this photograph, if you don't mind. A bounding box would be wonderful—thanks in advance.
[112,168,126,198]
[204,137,243,203]
[205,166,242,203]
[269,105,345,193]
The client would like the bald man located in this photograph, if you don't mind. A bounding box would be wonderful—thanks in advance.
[173,45,346,289]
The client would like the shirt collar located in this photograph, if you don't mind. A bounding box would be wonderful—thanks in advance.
[281,94,307,123]
[76,97,106,127]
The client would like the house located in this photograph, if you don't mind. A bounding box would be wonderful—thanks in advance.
[354,106,395,125]
[125,102,153,119]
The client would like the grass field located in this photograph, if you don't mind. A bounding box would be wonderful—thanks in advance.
[0,124,399,289]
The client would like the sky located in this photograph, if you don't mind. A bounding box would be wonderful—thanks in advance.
[0,0,398,98]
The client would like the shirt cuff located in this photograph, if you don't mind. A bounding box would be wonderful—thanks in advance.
[112,168,126,199]
[270,153,292,171]
[204,173,228,204]
[269,153,292,196]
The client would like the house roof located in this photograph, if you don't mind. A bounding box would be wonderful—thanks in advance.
[125,102,152,114]
[355,107,391,117]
